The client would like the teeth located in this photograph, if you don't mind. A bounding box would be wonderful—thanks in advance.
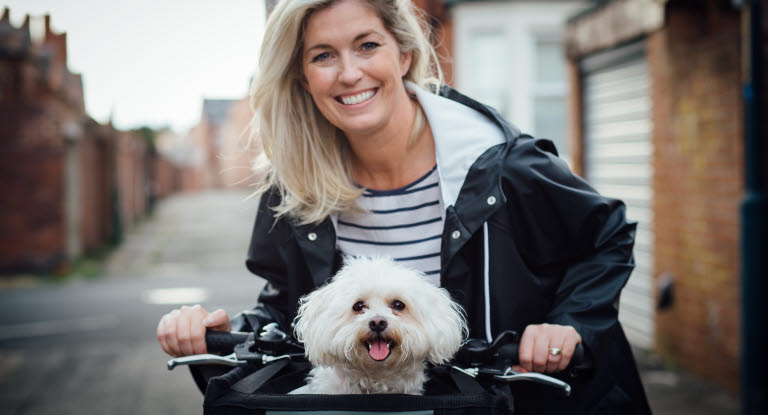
[364,340,392,350]
[340,90,374,105]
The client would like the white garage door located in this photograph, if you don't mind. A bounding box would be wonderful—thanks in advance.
[581,42,654,349]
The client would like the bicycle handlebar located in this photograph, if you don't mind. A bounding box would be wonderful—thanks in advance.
[167,327,592,397]
[173,328,593,377]
[205,330,250,354]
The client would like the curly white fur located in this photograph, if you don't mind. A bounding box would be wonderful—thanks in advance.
[291,256,468,395]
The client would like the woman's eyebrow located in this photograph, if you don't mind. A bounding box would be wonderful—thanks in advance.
[353,31,380,42]
[305,43,332,54]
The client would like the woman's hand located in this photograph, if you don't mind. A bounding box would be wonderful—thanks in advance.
[517,323,582,373]
[156,305,231,357]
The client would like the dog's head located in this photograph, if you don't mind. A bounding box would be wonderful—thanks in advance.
[294,257,468,370]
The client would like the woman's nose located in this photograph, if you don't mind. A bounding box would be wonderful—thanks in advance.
[338,55,363,85]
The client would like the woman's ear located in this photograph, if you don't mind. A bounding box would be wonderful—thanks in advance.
[400,50,413,77]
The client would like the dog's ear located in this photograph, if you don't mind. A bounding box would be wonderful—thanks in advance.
[421,288,468,365]
[293,282,339,366]
[293,279,352,366]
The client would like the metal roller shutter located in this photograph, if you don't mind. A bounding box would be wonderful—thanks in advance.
[581,42,654,349]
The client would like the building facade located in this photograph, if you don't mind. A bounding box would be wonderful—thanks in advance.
[0,9,188,275]
[564,0,764,394]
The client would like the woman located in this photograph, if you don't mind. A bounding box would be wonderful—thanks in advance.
[157,0,650,413]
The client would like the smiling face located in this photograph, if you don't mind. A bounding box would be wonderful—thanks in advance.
[300,0,413,138]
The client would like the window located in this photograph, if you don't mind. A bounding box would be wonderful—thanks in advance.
[532,35,569,163]
[468,28,508,116]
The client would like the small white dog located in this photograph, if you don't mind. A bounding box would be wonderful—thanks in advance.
[291,256,467,395]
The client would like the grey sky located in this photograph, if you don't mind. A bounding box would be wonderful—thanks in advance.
[4,0,265,132]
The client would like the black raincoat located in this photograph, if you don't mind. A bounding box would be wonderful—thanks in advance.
[229,86,651,414]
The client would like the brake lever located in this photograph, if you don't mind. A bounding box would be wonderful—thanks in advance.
[167,331,261,371]
[167,353,245,370]
[494,367,572,397]
[167,349,298,370]
[447,363,572,397]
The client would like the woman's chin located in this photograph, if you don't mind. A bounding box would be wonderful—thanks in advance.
[334,115,389,139]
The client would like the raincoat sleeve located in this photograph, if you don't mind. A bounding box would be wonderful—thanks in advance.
[231,187,296,333]
[505,136,649,413]
[506,136,636,343]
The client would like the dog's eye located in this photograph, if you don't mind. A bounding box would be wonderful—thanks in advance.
[352,301,365,312]
[391,300,406,311]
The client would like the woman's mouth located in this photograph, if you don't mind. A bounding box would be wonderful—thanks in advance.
[337,89,377,105]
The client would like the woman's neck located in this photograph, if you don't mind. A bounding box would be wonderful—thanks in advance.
[346,97,436,191]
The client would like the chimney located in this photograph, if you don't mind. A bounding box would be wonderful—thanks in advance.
[42,13,67,67]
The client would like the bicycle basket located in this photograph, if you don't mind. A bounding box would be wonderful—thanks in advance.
[202,361,515,415]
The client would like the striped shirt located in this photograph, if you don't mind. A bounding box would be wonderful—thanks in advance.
[336,166,444,286]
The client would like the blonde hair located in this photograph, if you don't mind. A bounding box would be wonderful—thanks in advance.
[250,0,443,224]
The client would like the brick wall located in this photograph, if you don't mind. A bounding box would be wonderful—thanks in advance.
[648,4,742,394]
[78,126,116,253]
[0,147,66,272]
[153,157,179,199]
[0,11,73,273]
[412,0,454,85]
[1,9,208,274]
[179,165,207,193]
[115,131,149,231]
[567,59,584,176]
[78,132,102,253]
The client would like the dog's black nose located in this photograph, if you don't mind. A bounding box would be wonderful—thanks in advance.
[369,317,387,333]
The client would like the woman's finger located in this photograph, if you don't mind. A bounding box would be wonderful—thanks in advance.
[176,306,195,356]
[545,336,564,373]
[532,329,550,373]
[518,325,537,373]
[157,315,171,356]
[204,308,232,332]
[164,310,182,357]
[189,305,208,355]
[558,328,581,372]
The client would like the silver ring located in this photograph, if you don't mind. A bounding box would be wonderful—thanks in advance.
[548,347,562,356]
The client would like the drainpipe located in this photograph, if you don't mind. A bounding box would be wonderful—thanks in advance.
[741,1,767,414]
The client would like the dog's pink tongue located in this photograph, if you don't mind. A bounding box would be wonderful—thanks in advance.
[369,340,390,361]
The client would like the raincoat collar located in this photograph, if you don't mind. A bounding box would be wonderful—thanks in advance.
[406,81,510,208]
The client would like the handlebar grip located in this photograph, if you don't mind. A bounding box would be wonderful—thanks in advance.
[205,331,250,354]
[567,343,594,377]
[497,342,593,376]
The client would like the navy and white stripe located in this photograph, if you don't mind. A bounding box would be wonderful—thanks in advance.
[336,166,444,285]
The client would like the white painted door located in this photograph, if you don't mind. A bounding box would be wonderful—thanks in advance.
[582,42,654,349]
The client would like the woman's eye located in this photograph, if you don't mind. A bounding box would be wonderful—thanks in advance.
[312,52,331,62]
[352,301,365,312]
[361,42,379,51]
[391,300,405,311]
